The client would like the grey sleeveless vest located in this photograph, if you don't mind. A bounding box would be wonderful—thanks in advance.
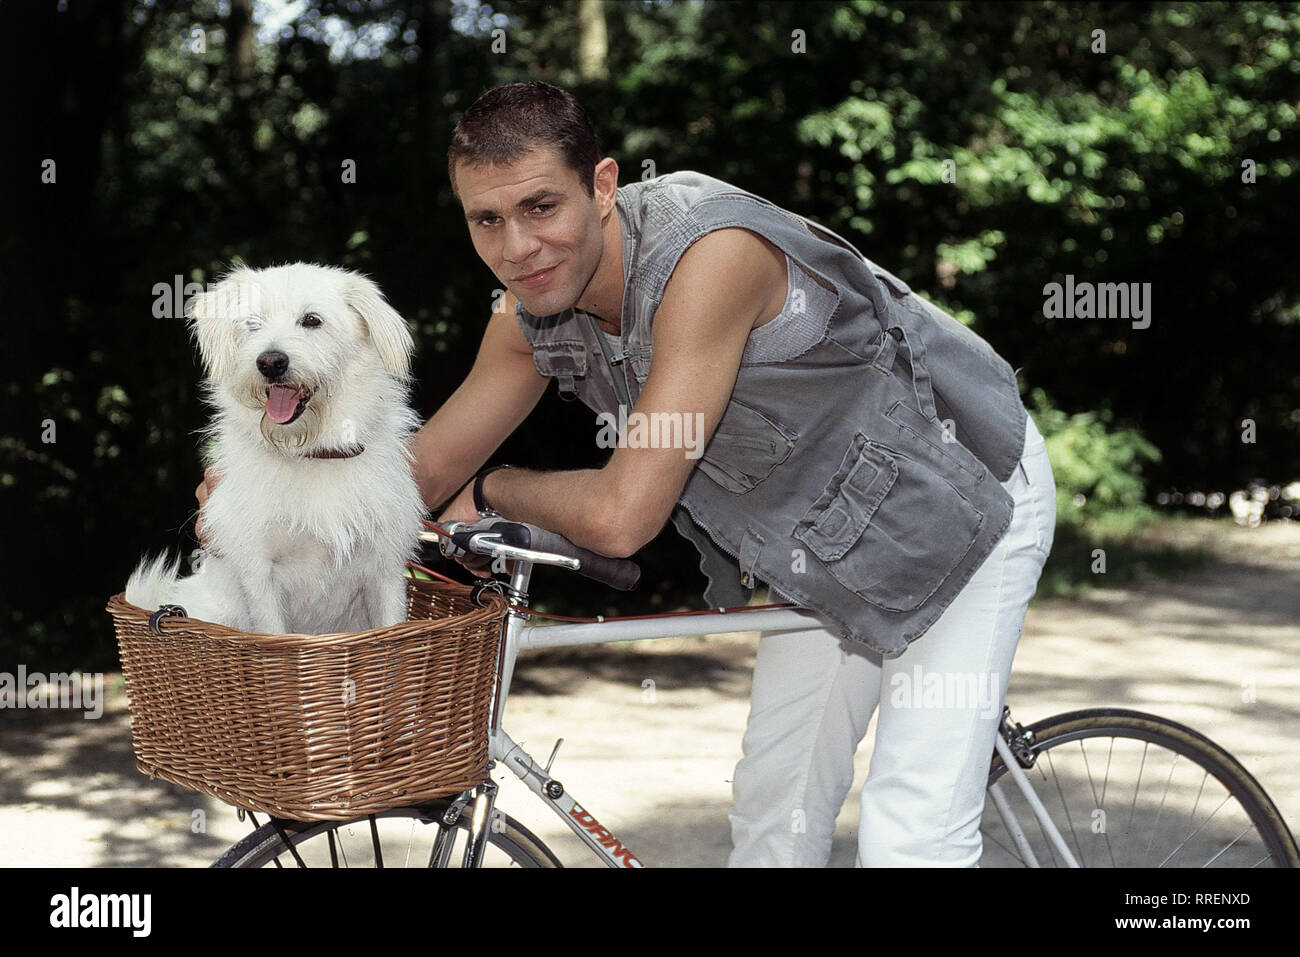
[515,171,1027,657]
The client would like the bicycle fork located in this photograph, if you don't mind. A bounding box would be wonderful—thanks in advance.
[430,778,500,868]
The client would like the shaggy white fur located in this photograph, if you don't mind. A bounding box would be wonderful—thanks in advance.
[125,263,426,634]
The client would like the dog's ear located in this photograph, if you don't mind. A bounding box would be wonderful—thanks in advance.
[345,275,413,380]
[186,279,243,383]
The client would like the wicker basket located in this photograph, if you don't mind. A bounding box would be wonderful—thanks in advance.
[106,577,509,822]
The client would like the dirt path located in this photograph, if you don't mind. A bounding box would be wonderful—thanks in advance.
[3,518,1297,867]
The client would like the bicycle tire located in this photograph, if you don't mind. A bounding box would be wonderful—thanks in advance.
[982,707,1300,868]
[211,800,563,868]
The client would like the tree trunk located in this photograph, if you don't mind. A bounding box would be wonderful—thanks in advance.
[230,0,254,81]
[577,0,608,80]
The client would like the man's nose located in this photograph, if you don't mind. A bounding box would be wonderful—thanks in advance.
[501,219,542,264]
[256,350,290,381]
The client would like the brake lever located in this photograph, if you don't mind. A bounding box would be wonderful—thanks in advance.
[420,520,478,557]
[427,524,582,570]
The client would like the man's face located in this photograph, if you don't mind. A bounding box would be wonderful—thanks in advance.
[456,146,605,318]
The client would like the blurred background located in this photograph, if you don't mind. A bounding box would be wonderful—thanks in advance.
[3,0,1299,670]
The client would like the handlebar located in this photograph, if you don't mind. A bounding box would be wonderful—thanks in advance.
[422,518,642,592]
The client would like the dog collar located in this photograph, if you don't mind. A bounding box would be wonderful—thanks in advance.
[306,445,365,459]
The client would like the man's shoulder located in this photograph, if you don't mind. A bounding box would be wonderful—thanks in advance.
[619,169,756,220]
[619,171,794,302]
[621,168,739,194]
[622,171,795,259]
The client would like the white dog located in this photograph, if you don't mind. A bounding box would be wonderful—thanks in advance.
[125,262,427,634]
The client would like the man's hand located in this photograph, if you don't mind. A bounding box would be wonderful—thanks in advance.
[435,480,496,579]
[194,465,223,554]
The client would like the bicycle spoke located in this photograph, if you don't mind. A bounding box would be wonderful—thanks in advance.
[1047,746,1086,865]
[404,819,416,868]
[429,821,455,867]
[1158,792,1234,867]
[1028,765,1063,867]
[1083,737,1118,869]
[1144,752,1179,860]
[1098,736,1114,807]
[982,824,1025,866]
[1201,822,1255,868]
[273,820,308,868]
[369,815,383,868]
[988,781,1034,866]
[1183,768,1209,848]
[1123,740,1149,848]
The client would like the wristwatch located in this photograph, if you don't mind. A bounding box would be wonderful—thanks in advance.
[472,465,513,517]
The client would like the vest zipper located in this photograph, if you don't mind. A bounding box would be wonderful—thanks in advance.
[583,312,634,410]
[676,496,754,588]
[712,434,779,455]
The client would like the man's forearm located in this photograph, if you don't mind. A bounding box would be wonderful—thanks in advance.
[481,466,636,557]
[406,331,551,512]
[408,425,479,512]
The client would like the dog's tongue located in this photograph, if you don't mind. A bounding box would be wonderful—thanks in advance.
[266,385,303,424]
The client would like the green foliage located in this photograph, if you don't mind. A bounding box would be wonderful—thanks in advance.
[1028,387,1163,532]
[1024,392,1207,599]
[3,1,1298,665]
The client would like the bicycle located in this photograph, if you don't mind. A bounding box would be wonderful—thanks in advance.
[211,517,1300,868]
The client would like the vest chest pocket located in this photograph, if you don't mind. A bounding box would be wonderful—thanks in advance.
[884,398,985,485]
[697,398,797,494]
[531,340,588,400]
[793,433,985,613]
[866,261,913,300]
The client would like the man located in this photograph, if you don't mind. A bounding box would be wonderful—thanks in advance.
[202,80,1058,866]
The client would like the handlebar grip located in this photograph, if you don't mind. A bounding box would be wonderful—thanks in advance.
[523,525,641,591]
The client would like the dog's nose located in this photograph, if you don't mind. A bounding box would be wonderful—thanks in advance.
[256,351,290,381]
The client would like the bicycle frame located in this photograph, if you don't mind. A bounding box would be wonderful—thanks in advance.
[478,559,1079,868]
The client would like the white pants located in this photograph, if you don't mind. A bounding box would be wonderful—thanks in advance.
[728,414,1056,867]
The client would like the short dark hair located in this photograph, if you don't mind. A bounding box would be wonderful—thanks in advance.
[447,82,602,200]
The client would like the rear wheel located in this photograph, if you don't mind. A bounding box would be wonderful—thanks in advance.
[980,708,1299,867]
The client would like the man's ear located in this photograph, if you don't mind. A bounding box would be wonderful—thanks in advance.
[186,275,245,383]
[593,156,620,216]
[345,274,414,380]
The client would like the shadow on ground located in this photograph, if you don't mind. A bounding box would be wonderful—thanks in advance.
[3,518,1297,866]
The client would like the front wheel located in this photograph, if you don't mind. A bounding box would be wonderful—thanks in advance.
[980,708,1300,868]
[212,799,563,868]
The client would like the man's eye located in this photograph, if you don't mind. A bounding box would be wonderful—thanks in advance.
[299,313,323,328]
[478,216,500,228]
[532,204,554,214]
